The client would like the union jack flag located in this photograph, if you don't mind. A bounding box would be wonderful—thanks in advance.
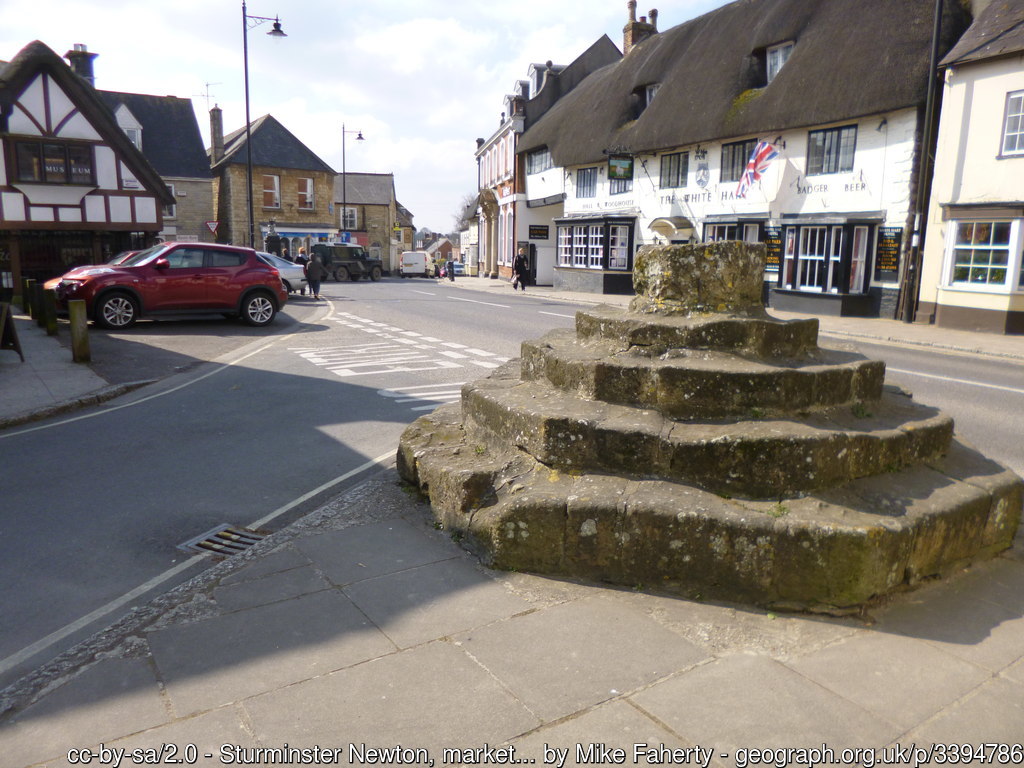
[736,141,779,198]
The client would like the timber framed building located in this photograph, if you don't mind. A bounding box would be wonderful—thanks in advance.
[0,41,172,299]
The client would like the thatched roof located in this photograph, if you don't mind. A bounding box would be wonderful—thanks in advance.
[942,0,1024,66]
[518,0,971,167]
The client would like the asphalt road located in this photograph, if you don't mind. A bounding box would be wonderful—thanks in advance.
[2,276,1022,693]
[0,277,580,691]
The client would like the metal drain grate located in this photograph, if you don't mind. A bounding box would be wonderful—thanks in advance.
[178,525,265,557]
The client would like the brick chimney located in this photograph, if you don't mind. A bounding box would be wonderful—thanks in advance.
[623,1,658,55]
[64,43,98,86]
[210,104,225,164]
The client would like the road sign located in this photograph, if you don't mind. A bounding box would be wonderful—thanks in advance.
[206,221,219,235]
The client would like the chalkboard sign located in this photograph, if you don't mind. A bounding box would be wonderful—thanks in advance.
[874,226,903,280]
[763,226,782,272]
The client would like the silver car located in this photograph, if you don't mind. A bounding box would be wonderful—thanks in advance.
[257,251,308,295]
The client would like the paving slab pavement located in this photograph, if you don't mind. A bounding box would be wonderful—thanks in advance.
[1,475,1022,767]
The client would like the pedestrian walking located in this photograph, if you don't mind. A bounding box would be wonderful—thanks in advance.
[512,247,529,291]
[295,247,309,295]
[305,253,327,300]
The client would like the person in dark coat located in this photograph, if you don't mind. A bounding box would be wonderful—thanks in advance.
[512,247,529,291]
[305,253,327,300]
[295,247,310,295]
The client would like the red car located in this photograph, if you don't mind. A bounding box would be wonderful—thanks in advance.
[53,242,288,329]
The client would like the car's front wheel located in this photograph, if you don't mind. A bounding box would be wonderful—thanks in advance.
[240,292,277,326]
[95,292,139,329]
[370,266,382,281]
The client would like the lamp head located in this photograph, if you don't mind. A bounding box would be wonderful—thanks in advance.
[356,131,365,141]
[268,18,287,37]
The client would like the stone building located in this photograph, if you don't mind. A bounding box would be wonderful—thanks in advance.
[332,172,402,272]
[209,110,336,251]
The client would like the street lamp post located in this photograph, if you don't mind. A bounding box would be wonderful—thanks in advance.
[242,1,286,249]
[340,123,364,243]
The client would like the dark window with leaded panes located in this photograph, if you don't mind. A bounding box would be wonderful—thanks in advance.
[807,125,857,175]
[660,152,688,188]
[576,167,597,198]
[527,148,553,174]
[14,140,94,184]
[720,139,757,182]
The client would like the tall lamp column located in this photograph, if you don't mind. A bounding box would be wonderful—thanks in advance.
[340,123,364,242]
[242,1,286,248]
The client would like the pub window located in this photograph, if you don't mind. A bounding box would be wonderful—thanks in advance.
[766,42,794,83]
[588,225,603,268]
[609,177,632,195]
[262,174,280,208]
[706,224,739,241]
[807,125,857,175]
[609,225,630,270]
[1002,90,1024,156]
[298,177,314,210]
[527,148,553,175]
[576,167,597,198]
[660,152,688,188]
[720,139,758,183]
[15,140,94,184]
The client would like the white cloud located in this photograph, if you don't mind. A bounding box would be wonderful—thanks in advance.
[0,0,724,231]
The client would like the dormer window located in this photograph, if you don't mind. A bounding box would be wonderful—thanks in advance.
[113,105,143,151]
[766,42,794,83]
[644,83,660,107]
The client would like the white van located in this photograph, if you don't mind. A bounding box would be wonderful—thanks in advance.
[399,251,430,278]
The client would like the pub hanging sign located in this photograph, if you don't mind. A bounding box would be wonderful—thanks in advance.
[608,155,634,181]
[874,226,903,281]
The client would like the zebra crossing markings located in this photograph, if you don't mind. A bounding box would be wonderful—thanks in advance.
[378,382,465,411]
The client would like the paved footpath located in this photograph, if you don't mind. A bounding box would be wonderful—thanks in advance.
[2,287,1024,766]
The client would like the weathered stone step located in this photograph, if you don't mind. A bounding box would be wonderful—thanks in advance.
[462,371,953,499]
[522,329,885,418]
[398,407,1021,612]
[575,305,820,358]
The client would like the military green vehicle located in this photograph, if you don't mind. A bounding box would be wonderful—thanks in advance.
[310,243,384,282]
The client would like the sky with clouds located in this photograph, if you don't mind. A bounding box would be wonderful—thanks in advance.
[1,0,724,233]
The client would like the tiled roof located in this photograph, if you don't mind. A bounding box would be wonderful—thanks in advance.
[99,91,211,179]
[214,114,335,173]
[942,0,1024,66]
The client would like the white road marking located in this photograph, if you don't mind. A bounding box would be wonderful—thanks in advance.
[449,296,511,308]
[887,367,1024,396]
[540,310,576,318]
